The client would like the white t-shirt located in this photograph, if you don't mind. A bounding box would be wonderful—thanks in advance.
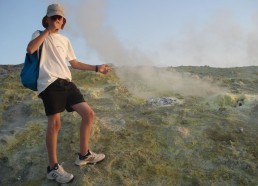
[31,30,76,94]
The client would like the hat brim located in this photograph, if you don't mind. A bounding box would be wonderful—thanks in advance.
[42,15,66,29]
[47,12,65,18]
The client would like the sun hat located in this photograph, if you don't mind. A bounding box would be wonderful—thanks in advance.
[42,4,66,29]
[46,4,65,18]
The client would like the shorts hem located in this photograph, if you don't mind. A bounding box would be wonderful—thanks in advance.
[45,109,66,116]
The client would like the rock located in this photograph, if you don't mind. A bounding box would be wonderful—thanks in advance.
[236,127,244,133]
[147,97,180,106]
[0,157,8,164]
[176,126,190,137]
[236,100,244,107]
[17,176,21,181]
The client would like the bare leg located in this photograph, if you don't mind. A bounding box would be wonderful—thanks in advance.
[72,102,94,155]
[46,113,61,168]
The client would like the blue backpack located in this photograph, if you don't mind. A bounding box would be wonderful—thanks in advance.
[20,31,43,91]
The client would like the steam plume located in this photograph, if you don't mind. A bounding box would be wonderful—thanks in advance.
[66,0,227,97]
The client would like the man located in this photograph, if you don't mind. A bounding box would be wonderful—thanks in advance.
[27,4,111,184]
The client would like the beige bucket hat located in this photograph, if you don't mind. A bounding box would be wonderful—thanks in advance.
[46,4,65,18]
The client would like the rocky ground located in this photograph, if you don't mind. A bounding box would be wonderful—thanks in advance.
[0,65,257,185]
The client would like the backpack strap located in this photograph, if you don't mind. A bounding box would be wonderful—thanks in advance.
[38,30,44,62]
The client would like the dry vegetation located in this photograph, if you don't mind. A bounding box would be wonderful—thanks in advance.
[0,65,257,185]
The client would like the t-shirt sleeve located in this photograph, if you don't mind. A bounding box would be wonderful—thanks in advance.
[31,30,40,40]
[67,39,76,61]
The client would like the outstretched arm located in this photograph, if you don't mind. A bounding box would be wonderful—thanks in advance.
[69,60,111,75]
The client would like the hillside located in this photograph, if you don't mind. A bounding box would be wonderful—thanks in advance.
[0,65,257,185]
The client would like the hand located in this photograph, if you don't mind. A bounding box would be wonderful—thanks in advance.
[47,18,63,33]
[47,23,59,33]
[98,64,111,75]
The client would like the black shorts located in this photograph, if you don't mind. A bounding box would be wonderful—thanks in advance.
[39,78,85,116]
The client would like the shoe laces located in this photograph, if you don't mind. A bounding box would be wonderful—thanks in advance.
[56,164,70,176]
[89,151,96,157]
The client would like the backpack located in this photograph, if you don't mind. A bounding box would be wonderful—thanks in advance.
[20,31,43,91]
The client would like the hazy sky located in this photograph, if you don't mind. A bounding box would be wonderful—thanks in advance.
[1,0,258,67]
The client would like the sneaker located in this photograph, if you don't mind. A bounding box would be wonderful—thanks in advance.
[46,163,74,184]
[75,150,105,166]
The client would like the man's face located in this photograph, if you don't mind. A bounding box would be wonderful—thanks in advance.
[47,15,64,30]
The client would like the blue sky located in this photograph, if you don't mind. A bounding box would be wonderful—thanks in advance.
[1,0,258,67]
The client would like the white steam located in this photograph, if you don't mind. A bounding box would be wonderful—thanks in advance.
[66,0,231,97]
[163,10,258,67]
[116,66,224,98]
[69,0,151,66]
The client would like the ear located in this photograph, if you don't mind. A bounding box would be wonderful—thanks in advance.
[46,16,51,24]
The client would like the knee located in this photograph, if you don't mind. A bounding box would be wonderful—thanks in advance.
[82,108,95,122]
[89,108,95,119]
[87,108,95,120]
[48,121,61,132]
[48,116,61,132]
